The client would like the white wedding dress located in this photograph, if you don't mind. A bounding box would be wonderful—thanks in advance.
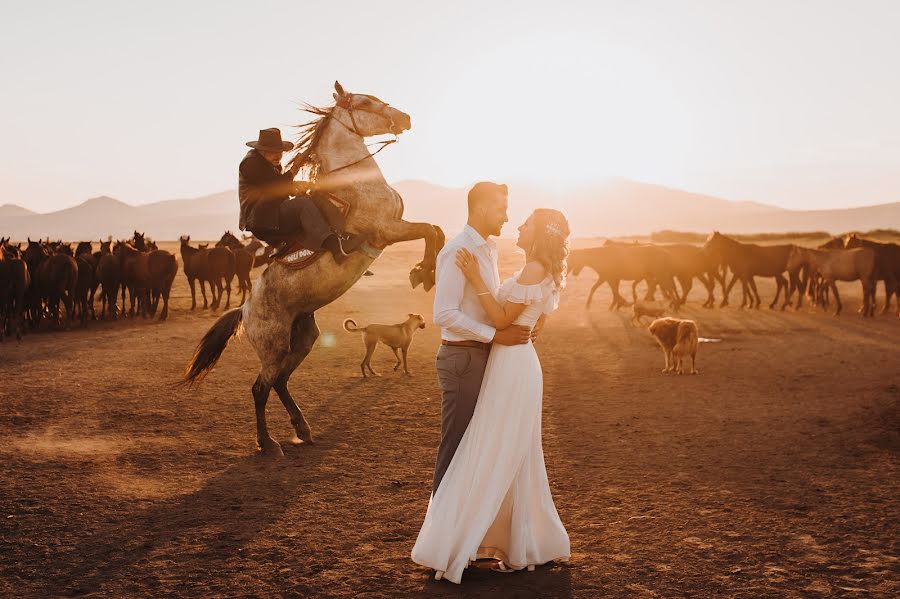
[411,272,571,584]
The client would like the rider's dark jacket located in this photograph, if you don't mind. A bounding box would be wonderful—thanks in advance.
[238,149,296,232]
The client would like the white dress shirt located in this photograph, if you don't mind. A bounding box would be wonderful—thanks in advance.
[433,225,501,343]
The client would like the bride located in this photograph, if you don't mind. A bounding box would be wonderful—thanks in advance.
[411,208,571,583]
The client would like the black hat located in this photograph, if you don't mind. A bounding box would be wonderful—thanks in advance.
[246,128,293,152]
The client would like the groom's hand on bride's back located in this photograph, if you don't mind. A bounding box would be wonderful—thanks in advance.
[492,325,531,346]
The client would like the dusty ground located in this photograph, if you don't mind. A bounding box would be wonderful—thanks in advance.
[1,239,898,598]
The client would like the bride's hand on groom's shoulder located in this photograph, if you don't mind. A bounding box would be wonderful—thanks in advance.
[455,248,481,283]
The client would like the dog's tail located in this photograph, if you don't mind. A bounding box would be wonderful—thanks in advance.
[674,321,698,353]
[181,308,243,386]
[342,318,364,333]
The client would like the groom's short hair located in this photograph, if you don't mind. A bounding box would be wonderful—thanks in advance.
[468,182,508,214]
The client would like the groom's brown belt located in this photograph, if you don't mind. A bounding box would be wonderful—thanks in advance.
[441,340,492,350]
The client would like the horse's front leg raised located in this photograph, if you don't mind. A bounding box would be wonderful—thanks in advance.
[377,220,445,291]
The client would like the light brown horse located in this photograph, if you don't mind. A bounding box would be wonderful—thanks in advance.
[603,240,721,308]
[786,246,876,316]
[845,233,900,315]
[182,82,444,455]
[568,245,678,310]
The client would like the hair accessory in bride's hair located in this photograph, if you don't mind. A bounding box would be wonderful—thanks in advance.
[545,222,564,238]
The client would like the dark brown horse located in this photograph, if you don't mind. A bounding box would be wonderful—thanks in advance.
[115,241,151,318]
[216,231,255,306]
[73,241,98,325]
[704,232,795,310]
[207,245,236,310]
[96,240,121,320]
[148,249,178,320]
[1,238,31,341]
[845,233,900,315]
[23,239,78,329]
[179,236,216,309]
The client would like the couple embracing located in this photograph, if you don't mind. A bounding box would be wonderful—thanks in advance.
[411,182,571,583]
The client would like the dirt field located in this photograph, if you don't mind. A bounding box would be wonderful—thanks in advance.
[1,239,898,598]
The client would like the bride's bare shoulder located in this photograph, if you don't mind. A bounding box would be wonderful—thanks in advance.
[517,261,547,285]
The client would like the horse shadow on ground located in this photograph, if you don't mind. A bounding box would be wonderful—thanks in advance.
[40,447,325,597]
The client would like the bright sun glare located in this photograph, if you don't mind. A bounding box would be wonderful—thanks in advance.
[421,35,699,188]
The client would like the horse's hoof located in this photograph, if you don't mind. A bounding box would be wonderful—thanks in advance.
[292,432,315,446]
[258,439,284,457]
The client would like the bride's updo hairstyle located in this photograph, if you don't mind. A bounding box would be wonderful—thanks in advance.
[528,208,570,290]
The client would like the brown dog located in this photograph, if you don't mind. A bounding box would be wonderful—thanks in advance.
[631,301,666,326]
[343,314,426,377]
[648,317,699,375]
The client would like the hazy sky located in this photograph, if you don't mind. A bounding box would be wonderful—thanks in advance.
[3,1,900,213]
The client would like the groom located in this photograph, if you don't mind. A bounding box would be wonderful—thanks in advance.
[431,182,532,495]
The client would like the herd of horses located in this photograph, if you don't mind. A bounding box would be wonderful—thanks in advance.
[568,232,899,317]
[0,230,272,341]
[2,229,898,342]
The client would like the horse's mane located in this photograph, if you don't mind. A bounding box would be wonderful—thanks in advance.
[288,102,336,183]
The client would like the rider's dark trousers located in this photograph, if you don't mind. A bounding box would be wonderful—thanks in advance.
[278,195,342,250]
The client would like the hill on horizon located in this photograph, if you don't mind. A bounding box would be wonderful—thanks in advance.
[1,179,897,241]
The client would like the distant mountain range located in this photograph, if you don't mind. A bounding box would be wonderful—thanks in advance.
[1,179,897,241]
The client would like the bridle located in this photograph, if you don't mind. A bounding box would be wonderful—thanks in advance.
[323,95,399,174]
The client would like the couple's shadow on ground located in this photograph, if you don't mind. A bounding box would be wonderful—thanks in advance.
[419,561,573,598]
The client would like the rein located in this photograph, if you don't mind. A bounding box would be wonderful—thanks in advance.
[324,99,398,174]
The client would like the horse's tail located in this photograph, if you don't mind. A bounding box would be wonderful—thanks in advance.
[342,318,364,332]
[181,308,243,386]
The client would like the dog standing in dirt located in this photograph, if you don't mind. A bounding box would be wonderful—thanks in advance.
[648,317,699,375]
[343,314,427,377]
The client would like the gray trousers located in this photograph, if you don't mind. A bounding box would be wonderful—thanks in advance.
[432,344,490,495]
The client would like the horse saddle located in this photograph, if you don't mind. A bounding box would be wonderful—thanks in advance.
[255,192,352,270]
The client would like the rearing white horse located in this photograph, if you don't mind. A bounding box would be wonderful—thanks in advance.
[183,81,444,455]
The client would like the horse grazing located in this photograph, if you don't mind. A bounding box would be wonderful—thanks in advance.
[704,232,796,310]
[844,233,900,315]
[786,246,876,316]
[182,82,444,455]
[568,245,677,310]
[216,231,255,306]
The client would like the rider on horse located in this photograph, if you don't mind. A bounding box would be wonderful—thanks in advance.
[238,127,365,261]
